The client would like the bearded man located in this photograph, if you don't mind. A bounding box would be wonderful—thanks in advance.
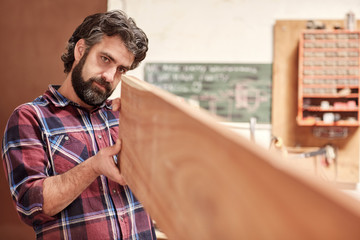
[2,10,156,240]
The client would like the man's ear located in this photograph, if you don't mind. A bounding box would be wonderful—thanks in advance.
[74,39,86,61]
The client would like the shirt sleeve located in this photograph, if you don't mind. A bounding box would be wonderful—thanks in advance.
[2,104,55,226]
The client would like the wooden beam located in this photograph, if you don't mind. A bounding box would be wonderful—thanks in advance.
[118,75,360,240]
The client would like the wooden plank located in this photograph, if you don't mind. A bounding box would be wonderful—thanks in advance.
[118,75,360,240]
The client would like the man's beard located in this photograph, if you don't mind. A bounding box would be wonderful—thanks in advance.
[71,54,114,107]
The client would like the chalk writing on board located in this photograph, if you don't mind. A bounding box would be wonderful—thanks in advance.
[144,63,272,123]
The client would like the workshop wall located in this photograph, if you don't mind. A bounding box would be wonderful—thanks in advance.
[108,0,360,149]
[108,0,360,77]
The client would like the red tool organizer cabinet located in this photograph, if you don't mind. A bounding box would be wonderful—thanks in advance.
[297,30,360,126]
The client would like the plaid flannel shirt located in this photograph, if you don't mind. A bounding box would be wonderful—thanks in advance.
[2,85,156,240]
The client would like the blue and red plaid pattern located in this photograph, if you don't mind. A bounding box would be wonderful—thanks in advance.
[2,85,156,240]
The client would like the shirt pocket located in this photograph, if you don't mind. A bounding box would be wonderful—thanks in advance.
[47,132,90,175]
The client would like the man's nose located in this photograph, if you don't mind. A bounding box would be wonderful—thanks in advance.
[102,67,117,82]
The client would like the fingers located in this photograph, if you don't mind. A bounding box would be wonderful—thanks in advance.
[112,98,121,111]
[109,173,127,186]
[117,175,127,186]
[107,139,122,156]
[110,141,127,185]
[96,139,126,185]
[106,161,127,186]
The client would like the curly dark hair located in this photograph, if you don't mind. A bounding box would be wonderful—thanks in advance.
[61,10,149,73]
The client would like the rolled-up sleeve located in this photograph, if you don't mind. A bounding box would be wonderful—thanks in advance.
[2,104,55,226]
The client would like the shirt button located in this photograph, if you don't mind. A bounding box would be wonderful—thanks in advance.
[119,216,124,222]
[98,135,102,139]
[112,189,117,194]
[64,136,69,141]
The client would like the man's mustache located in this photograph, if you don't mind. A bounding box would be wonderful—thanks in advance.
[90,77,112,92]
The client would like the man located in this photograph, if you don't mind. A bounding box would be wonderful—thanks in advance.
[2,10,156,239]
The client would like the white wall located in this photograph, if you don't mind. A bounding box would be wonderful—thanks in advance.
[108,0,360,147]
[109,0,360,74]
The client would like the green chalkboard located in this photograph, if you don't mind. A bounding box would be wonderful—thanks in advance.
[144,63,272,123]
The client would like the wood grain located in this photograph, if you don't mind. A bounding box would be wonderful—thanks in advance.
[119,75,360,240]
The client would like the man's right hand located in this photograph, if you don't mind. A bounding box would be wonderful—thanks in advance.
[89,139,126,185]
[43,139,126,216]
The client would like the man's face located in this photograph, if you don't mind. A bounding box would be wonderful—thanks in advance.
[71,35,135,107]
[71,53,112,106]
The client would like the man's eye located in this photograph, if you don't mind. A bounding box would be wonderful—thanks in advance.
[117,67,127,74]
[101,56,109,63]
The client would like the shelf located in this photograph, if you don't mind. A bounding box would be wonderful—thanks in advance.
[303,106,358,112]
[298,30,360,127]
[302,94,358,98]
[297,119,359,127]
[302,85,358,88]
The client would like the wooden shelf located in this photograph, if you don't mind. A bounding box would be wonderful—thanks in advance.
[297,119,359,126]
[303,106,358,112]
[298,30,360,127]
[302,94,358,98]
[302,85,358,88]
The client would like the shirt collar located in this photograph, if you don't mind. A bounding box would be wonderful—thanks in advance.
[44,85,113,110]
